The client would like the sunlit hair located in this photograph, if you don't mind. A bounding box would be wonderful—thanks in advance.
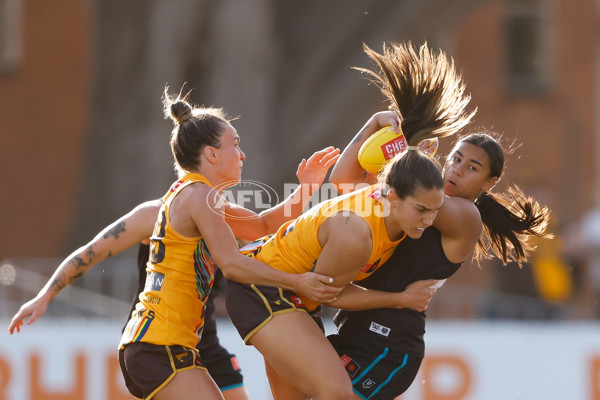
[379,150,444,200]
[451,132,552,266]
[355,41,476,146]
[163,86,230,175]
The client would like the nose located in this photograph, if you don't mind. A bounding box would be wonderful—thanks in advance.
[452,164,465,177]
[423,211,437,226]
[240,149,246,160]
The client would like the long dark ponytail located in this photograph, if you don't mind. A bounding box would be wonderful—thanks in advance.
[462,133,552,265]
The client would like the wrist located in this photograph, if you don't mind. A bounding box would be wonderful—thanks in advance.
[37,290,55,305]
[281,272,298,292]
[393,291,408,308]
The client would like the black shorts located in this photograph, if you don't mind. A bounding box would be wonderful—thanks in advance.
[226,281,308,343]
[199,292,244,390]
[119,342,206,399]
[198,337,244,391]
[328,334,422,400]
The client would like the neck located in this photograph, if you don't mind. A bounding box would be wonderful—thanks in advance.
[182,169,226,193]
[382,214,404,241]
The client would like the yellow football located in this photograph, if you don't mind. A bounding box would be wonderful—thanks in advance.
[358,126,408,174]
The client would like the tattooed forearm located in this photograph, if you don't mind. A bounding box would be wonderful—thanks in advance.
[72,271,85,281]
[49,276,66,292]
[47,245,97,295]
[103,221,126,240]
[83,246,96,263]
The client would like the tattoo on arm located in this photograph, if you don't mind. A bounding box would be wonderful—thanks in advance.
[350,127,367,145]
[48,245,97,293]
[49,276,66,292]
[70,256,90,281]
[103,221,126,240]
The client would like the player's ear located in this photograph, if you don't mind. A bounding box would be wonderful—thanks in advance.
[482,176,498,192]
[386,188,400,208]
[203,146,218,164]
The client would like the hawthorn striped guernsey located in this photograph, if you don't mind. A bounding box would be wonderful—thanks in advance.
[120,173,216,350]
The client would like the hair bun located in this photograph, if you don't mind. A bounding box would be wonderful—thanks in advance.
[169,100,193,126]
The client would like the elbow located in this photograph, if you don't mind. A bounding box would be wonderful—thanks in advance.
[215,260,234,280]
[215,257,243,282]
[219,267,235,281]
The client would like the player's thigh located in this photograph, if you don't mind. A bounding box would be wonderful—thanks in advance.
[222,386,250,400]
[250,311,351,397]
[154,368,223,400]
[264,359,307,400]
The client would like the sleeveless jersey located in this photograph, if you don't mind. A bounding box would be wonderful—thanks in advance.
[244,185,405,311]
[120,173,216,350]
[334,227,462,357]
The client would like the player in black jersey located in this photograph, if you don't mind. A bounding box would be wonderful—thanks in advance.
[327,111,551,399]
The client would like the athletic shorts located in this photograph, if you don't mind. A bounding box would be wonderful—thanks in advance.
[226,281,309,343]
[199,293,244,390]
[328,333,422,400]
[199,340,243,391]
[119,342,206,399]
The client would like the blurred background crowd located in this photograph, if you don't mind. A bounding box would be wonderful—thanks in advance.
[1,0,599,323]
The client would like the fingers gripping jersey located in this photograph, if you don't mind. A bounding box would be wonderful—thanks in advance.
[243,185,405,311]
[120,173,216,350]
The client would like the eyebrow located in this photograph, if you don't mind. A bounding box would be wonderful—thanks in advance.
[455,150,483,168]
[415,203,444,212]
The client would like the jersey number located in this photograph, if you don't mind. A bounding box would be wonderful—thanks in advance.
[150,210,167,264]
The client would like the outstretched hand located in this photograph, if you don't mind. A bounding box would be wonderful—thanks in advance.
[8,296,49,334]
[296,146,341,188]
[293,272,343,303]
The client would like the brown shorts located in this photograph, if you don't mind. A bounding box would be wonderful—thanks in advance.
[226,281,310,343]
[119,342,206,399]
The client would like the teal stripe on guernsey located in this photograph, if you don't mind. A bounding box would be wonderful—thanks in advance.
[194,240,216,301]
[368,353,409,399]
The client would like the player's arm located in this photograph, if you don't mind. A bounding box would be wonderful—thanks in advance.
[191,187,342,303]
[310,213,373,287]
[433,196,482,263]
[326,280,438,312]
[8,200,161,334]
[329,111,400,193]
[225,146,340,240]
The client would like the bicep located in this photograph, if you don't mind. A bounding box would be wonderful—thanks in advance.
[91,200,160,258]
[190,195,243,266]
[313,217,371,286]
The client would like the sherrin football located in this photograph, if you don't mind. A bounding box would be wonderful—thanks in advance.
[357,126,408,174]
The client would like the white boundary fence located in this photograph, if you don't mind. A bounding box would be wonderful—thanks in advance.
[1,319,600,400]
